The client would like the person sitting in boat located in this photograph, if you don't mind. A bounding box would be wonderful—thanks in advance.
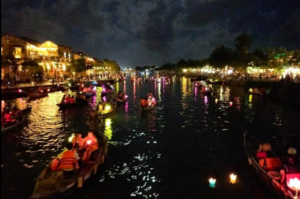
[280,147,300,184]
[69,96,75,104]
[72,134,85,149]
[64,95,71,103]
[257,143,283,180]
[56,143,80,172]
[82,131,98,161]
[4,109,16,123]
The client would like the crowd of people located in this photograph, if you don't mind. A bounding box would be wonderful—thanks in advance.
[256,143,300,185]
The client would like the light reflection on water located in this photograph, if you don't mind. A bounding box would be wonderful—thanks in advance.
[1,78,300,199]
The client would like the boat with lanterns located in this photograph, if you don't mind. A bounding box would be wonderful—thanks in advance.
[31,134,108,199]
[140,104,156,111]
[199,87,213,95]
[56,95,89,109]
[96,102,117,118]
[206,79,224,84]
[244,132,300,199]
[248,88,269,96]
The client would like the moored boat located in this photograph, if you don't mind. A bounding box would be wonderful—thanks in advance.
[28,91,48,100]
[56,99,88,109]
[31,135,108,199]
[244,132,300,199]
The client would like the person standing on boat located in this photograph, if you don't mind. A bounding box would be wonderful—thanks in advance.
[57,143,80,171]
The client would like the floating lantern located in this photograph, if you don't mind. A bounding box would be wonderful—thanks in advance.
[229,102,233,106]
[209,178,216,188]
[230,174,237,184]
[249,88,253,93]
[87,140,92,145]
[105,105,111,111]
[47,89,50,92]
[18,89,22,93]
[125,95,128,99]
[287,178,300,199]
[93,86,96,91]
[68,134,75,143]
[215,99,218,103]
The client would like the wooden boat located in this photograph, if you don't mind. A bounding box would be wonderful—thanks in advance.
[249,91,269,96]
[1,90,28,99]
[206,79,224,84]
[28,92,48,100]
[83,92,96,99]
[1,114,30,133]
[31,137,108,199]
[244,132,299,199]
[56,99,88,109]
[96,103,117,118]
[22,106,32,114]
[140,104,156,111]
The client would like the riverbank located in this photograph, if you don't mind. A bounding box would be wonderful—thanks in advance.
[225,79,300,109]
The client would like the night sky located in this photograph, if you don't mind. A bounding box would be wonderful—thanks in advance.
[1,0,300,67]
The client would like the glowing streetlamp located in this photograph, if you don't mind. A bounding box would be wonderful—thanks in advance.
[209,178,216,188]
[230,174,237,184]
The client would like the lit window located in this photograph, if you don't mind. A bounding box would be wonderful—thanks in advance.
[64,52,66,58]
[69,53,71,58]
[14,47,22,58]
[1,47,3,55]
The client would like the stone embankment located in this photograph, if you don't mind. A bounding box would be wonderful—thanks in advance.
[225,79,300,109]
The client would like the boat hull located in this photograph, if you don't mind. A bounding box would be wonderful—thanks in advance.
[244,132,298,199]
[1,114,29,133]
[140,105,156,111]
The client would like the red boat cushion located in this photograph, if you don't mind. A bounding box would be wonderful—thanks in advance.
[257,152,267,159]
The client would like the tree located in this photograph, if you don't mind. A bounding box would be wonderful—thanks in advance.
[251,48,268,68]
[70,58,86,77]
[209,45,233,68]
[235,33,252,55]
[103,60,121,72]
[22,60,39,76]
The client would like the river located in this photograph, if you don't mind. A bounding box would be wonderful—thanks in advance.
[1,76,300,199]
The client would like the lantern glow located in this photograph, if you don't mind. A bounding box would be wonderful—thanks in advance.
[18,89,22,93]
[229,102,233,106]
[105,105,111,111]
[287,177,300,199]
[87,140,92,145]
[68,134,75,143]
[230,174,237,184]
[249,88,253,93]
[209,178,216,188]
[215,99,218,103]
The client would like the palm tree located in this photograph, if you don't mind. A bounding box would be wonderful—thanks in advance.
[235,33,252,55]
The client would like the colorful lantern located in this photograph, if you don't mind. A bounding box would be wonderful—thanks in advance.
[287,178,300,199]
[249,88,253,93]
[105,105,111,111]
[209,178,216,188]
[68,134,75,143]
[18,89,22,93]
[230,174,237,184]
[215,99,218,103]
[87,140,92,145]
[229,102,233,106]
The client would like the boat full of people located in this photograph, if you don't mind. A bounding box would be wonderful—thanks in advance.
[115,91,128,106]
[244,132,300,199]
[140,93,156,111]
[31,131,108,199]
[27,88,49,100]
[56,93,88,109]
[248,88,269,96]
[1,104,31,133]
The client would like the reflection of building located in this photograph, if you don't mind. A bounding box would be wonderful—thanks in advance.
[1,35,72,80]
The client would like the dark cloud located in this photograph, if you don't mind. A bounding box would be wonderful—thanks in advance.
[1,0,300,67]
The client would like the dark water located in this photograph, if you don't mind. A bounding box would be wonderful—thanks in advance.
[1,77,300,199]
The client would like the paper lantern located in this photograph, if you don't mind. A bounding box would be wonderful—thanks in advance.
[209,178,216,188]
[230,174,237,184]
